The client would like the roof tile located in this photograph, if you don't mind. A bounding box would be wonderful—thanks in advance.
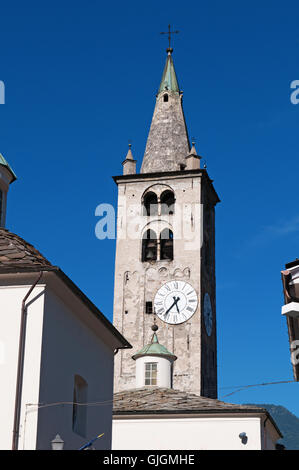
[0,228,52,269]
[113,387,266,414]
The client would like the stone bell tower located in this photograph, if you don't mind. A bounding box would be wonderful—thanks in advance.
[113,46,220,398]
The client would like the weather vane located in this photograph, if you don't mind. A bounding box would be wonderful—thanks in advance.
[160,24,179,52]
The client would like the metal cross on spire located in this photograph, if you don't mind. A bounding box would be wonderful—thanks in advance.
[160,24,179,53]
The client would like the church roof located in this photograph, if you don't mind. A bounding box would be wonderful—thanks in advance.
[132,333,177,361]
[113,388,282,439]
[112,388,281,434]
[0,228,52,269]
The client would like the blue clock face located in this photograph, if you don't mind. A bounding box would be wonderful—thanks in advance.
[203,293,213,336]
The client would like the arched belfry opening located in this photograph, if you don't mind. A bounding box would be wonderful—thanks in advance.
[160,228,173,260]
[143,192,158,216]
[160,190,175,215]
[142,229,157,262]
[163,94,169,102]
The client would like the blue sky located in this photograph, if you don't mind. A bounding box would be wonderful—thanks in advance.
[1,0,299,417]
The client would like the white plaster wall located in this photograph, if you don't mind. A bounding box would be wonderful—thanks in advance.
[135,356,172,388]
[35,286,115,450]
[112,416,267,450]
[0,284,45,450]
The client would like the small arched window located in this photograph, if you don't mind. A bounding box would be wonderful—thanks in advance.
[143,191,158,216]
[142,229,157,262]
[160,229,173,260]
[160,190,175,215]
[72,375,88,437]
[163,94,169,102]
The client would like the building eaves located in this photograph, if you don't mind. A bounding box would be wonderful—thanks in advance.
[0,228,131,350]
[113,169,220,204]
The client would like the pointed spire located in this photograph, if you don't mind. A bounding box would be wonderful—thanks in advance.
[125,143,134,160]
[185,139,201,170]
[158,51,180,94]
[190,140,198,155]
[141,50,190,173]
[152,332,159,344]
[122,143,136,175]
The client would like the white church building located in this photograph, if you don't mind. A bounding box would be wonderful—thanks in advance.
[0,154,131,450]
[111,44,283,450]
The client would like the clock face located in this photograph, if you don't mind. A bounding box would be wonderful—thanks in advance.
[154,280,198,325]
[203,293,213,336]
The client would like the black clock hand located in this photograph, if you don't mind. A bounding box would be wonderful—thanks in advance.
[174,296,180,313]
[164,296,180,316]
[164,301,176,316]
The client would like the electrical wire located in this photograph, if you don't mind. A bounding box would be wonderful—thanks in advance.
[221,379,297,398]
[24,378,298,411]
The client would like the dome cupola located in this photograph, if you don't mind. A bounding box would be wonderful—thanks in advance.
[132,322,177,389]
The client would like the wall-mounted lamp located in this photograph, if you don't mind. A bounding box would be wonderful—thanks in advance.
[239,432,248,445]
[51,434,64,450]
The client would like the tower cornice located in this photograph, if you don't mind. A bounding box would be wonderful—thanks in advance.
[113,169,220,205]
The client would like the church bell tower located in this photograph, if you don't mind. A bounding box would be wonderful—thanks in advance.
[113,45,220,398]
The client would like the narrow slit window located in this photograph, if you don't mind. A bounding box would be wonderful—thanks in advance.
[145,301,153,314]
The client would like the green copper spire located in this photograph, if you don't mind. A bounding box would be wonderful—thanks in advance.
[158,51,180,94]
[141,48,190,173]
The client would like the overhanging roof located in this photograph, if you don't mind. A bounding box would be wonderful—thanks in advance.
[0,228,131,350]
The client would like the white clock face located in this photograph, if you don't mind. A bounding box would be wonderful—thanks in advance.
[154,280,198,325]
[203,293,213,336]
